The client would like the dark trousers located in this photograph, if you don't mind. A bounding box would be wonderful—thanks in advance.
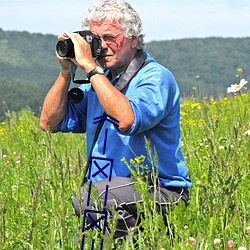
[72,176,189,238]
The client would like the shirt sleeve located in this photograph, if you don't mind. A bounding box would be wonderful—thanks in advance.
[121,63,180,135]
[56,85,89,133]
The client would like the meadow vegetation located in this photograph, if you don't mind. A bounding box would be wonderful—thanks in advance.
[0,90,249,249]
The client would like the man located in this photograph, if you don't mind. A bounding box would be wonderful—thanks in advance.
[40,0,192,238]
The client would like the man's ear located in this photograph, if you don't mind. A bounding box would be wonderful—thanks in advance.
[131,36,139,48]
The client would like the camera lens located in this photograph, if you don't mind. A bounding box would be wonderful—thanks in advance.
[68,88,84,103]
[56,39,74,58]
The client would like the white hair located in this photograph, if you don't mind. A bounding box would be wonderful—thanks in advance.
[82,0,145,49]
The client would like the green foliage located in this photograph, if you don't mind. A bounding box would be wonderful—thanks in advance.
[0,29,61,121]
[0,109,85,249]
[146,37,250,98]
[0,93,249,249]
[0,79,46,121]
[1,29,250,120]
[0,28,60,89]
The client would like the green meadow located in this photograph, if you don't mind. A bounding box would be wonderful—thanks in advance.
[0,90,249,249]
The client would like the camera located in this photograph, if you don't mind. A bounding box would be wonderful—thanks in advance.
[56,30,102,58]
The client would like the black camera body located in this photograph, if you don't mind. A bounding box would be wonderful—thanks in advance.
[56,30,102,58]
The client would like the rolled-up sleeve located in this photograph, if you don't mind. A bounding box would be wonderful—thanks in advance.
[121,64,179,135]
[57,86,89,133]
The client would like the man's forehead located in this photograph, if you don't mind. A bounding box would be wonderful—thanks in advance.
[90,20,122,34]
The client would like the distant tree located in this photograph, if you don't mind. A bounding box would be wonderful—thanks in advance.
[0,79,45,121]
[0,29,249,116]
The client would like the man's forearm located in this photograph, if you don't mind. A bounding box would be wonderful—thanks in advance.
[40,70,71,132]
[90,73,135,132]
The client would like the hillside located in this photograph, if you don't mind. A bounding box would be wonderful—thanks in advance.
[146,37,250,97]
[0,29,60,120]
[0,28,249,120]
[0,29,60,87]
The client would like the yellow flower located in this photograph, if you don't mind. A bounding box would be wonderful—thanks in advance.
[191,103,201,109]
[135,158,140,164]
[130,159,135,165]
[237,67,243,73]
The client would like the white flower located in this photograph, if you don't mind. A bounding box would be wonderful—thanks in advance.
[214,238,221,244]
[244,130,250,136]
[238,247,246,250]
[20,207,25,214]
[227,79,248,93]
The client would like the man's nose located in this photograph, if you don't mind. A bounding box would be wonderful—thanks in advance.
[101,38,108,49]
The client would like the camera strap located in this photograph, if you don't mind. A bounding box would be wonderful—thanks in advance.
[114,49,148,91]
[81,50,150,185]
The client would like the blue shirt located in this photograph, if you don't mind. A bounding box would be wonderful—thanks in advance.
[58,52,192,188]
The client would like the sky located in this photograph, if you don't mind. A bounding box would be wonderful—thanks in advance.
[1,0,250,42]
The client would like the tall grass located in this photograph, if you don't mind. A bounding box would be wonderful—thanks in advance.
[0,93,249,249]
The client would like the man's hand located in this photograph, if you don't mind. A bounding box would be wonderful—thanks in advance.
[62,31,96,73]
[56,33,79,71]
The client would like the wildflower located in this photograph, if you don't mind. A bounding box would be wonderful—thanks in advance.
[246,226,250,235]
[189,237,196,246]
[12,185,17,192]
[121,157,126,163]
[218,145,224,150]
[227,79,248,93]
[196,180,202,185]
[191,103,201,109]
[214,238,221,244]
[244,130,250,136]
[228,240,235,248]
[237,67,243,73]
[42,213,48,221]
[130,159,135,165]
[135,156,141,164]
[238,247,246,250]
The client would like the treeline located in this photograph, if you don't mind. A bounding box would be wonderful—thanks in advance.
[0,29,60,120]
[0,80,46,119]
[0,28,250,120]
[145,37,250,97]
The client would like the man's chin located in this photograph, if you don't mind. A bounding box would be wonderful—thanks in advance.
[98,58,113,69]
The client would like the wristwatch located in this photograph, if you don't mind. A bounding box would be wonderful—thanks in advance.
[87,66,104,80]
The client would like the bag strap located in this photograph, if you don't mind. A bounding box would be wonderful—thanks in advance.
[114,49,147,91]
[81,50,149,185]
[81,112,106,185]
